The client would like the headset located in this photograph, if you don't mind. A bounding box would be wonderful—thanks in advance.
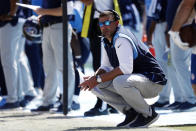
[108,10,120,21]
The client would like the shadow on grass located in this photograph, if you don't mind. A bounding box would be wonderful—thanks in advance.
[0,111,45,119]
[0,113,43,119]
[47,115,85,119]
[160,124,196,127]
[63,126,128,131]
[63,124,196,131]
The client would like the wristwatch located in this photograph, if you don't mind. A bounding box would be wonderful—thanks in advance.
[96,75,102,83]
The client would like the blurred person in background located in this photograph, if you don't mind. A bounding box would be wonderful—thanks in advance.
[69,0,90,111]
[166,0,196,111]
[169,0,196,105]
[146,0,182,109]
[80,10,166,128]
[0,0,37,109]
[31,0,75,112]
[80,0,118,116]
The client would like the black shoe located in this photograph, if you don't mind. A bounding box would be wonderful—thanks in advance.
[117,108,138,127]
[152,101,169,108]
[31,104,53,112]
[107,105,118,114]
[84,107,108,117]
[108,106,118,114]
[164,102,183,110]
[177,102,196,111]
[71,101,80,110]
[0,101,20,109]
[129,106,159,128]
[20,95,35,107]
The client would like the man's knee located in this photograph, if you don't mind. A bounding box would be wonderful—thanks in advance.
[113,75,126,90]
[91,87,104,99]
[92,81,112,97]
[96,81,112,89]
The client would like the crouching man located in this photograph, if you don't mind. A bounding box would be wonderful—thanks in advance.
[79,10,167,128]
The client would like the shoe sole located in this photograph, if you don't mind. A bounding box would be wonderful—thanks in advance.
[117,115,139,128]
[84,111,109,117]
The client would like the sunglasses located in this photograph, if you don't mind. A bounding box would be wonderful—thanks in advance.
[99,20,115,27]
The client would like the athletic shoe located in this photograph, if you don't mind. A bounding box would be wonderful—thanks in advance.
[107,106,118,114]
[53,103,71,113]
[20,95,35,107]
[164,102,183,110]
[0,101,20,109]
[84,107,108,117]
[0,97,6,107]
[71,101,80,110]
[177,102,196,111]
[117,108,138,127]
[31,104,53,112]
[152,101,169,108]
[129,106,159,128]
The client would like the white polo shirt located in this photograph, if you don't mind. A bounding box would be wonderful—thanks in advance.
[100,37,134,74]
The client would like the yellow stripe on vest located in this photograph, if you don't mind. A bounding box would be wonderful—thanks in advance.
[81,4,92,38]
[113,0,123,25]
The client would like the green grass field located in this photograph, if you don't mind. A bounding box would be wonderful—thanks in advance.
[168,125,196,131]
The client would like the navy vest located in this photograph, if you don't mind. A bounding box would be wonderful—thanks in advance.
[40,0,62,24]
[103,26,167,85]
